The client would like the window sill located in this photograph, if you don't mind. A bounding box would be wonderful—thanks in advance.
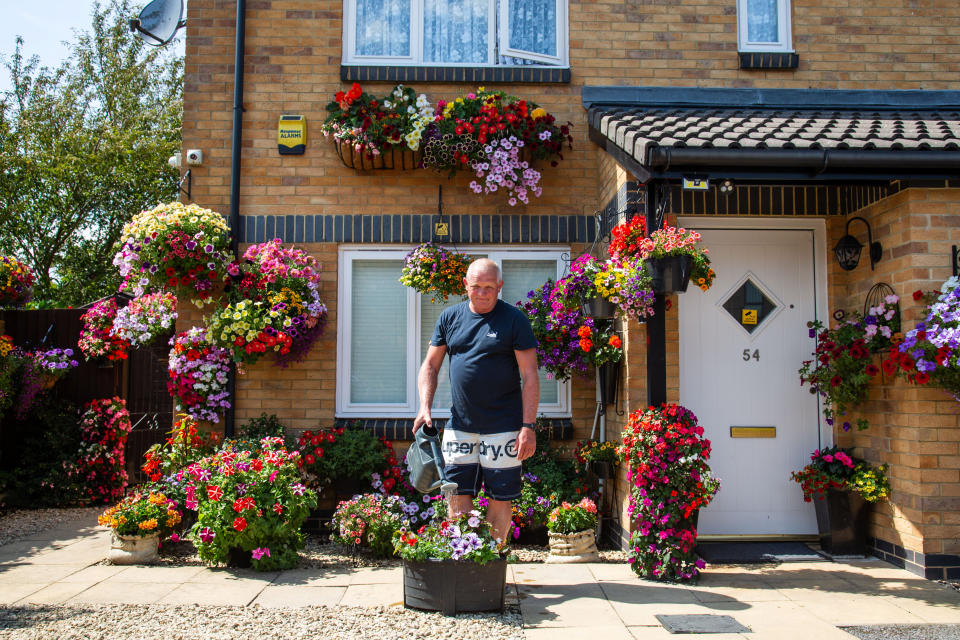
[341,65,571,84]
[334,417,574,441]
[738,52,799,70]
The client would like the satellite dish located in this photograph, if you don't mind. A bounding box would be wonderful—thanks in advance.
[129,0,185,46]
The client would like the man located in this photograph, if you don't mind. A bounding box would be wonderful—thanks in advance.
[413,258,539,544]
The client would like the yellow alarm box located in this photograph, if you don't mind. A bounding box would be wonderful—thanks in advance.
[278,115,306,155]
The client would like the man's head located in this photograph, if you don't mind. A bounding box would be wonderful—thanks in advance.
[464,258,503,314]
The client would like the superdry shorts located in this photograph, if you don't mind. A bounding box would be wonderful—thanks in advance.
[440,428,522,501]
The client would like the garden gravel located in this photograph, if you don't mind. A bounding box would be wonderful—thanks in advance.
[842,625,960,640]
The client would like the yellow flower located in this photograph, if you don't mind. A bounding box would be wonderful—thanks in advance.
[531,107,547,119]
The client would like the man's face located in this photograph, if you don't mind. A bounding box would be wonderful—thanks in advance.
[464,270,502,314]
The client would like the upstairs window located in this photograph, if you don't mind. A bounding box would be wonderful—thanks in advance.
[737,0,793,53]
[343,0,568,67]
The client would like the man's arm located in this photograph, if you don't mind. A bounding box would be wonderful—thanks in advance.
[515,347,539,461]
[414,344,447,433]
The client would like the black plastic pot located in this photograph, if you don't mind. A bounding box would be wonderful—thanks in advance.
[814,489,870,556]
[645,255,693,294]
[589,460,615,479]
[582,296,618,319]
[403,557,506,616]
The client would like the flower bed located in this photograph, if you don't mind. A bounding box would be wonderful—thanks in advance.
[113,202,234,305]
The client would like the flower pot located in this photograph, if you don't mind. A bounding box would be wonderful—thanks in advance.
[403,557,507,616]
[40,375,58,390]
[645,255,693,294]
[588,460,615,479]
[814,488,870,556]
[582,296,617,319]
[333,140,422,171]
[513,525,548,546]
[546,529,600,563]
[108,531,160,565]
[598,360,621,406]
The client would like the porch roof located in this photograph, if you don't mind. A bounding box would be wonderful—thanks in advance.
[584,86,960,183]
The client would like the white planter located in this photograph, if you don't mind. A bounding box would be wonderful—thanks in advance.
[108,531,160,565]
[546,528,600,563]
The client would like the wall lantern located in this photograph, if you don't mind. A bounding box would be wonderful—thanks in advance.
[833,216,882,271]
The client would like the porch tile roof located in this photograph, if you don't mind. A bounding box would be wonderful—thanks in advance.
[588,106,960,167]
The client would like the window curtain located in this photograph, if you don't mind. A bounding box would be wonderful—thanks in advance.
[420,297,457,411]
[423,0,489,63]
[355,0,411,57]
[501,260,559,404]
[747,0,778,43]
[351,260,407,403]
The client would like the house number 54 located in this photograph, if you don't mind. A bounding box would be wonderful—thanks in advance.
[742,349,759,361]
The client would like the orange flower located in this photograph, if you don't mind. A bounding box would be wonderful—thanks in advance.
[577,325,592,338]
[609,335,622,348]
[580,338,593,351]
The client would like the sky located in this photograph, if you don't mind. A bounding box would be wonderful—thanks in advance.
[0,1,186,93]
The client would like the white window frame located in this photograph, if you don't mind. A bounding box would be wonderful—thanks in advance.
[336,244,571,419]
[737,0,793,53]
[342,0,569,67]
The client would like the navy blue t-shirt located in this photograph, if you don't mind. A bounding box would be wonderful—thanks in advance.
[430,299,537,434]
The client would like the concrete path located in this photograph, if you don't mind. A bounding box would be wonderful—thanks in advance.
[2,515,959,638]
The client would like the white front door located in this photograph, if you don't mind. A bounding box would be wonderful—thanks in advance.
[679,227,821,536]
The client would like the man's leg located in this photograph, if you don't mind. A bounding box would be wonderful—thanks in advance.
[486,499,513,545]
[447,494,474,519]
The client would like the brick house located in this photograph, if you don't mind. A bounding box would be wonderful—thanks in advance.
[179,0,960,579]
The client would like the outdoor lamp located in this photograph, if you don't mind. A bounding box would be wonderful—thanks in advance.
[833,216,882,271]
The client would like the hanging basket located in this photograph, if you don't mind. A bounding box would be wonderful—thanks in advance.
[645,255,693,294]
[333,140,422,171]
[582,296,618,319]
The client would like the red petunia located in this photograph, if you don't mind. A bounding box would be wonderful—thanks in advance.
[830,375,843,387]
[865,364,879,377]
[912,290,924,301]
[915,371,930,384]
[233,517,247,532]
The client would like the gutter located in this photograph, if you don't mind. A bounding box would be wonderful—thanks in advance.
[225,0,247,438]
[646,147,960,173]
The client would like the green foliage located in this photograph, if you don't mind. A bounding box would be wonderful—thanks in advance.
[0,397,84,507]
[297,424,389,487]
[0,0,182,306]
[394,500,500,564]
[236,413,294,451]
[546,497,598,534]
[98,490,182,538]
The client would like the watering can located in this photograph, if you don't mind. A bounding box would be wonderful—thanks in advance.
[408,423,458,500]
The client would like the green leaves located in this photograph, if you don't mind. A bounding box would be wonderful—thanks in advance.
[0,0,182,306]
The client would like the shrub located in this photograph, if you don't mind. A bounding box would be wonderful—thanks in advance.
[330,493,409,558]
[296,424,389,490]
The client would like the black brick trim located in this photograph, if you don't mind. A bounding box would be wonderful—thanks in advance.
[239,214,596,244]
[868,536,960,581]
[341,65,570,84]
[335,417,573,442]
[738,52,800,70]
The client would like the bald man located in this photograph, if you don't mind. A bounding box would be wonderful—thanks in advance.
[414,258,539,544]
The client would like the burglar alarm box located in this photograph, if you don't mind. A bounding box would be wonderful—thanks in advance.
[278,115,306,155]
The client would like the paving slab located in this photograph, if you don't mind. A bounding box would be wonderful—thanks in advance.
[185,568,281,585]
[271,568,353,587]
[112,565,207,583]
[348,566,402,585]
[17,581,97,605]
[58,564,129,583]
[158,580,268,606]
[66,580,178,605]
[525,625,638,640]
[251,584,347,608]
[0,582,46,605]
[339,582,405,607]
[512,562,597,586]
[518,582,620,628]
[0,563,85,583]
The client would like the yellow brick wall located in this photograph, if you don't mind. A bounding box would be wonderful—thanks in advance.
[831,188,960,558]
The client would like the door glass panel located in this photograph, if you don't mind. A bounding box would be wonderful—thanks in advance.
[721,277,778,334]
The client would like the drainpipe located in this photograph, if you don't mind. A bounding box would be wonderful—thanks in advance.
[224,0,247,438]
[645,182,667,407]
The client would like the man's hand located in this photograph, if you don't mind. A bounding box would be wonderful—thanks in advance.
[413,409,432,434]
[516,426,536,461]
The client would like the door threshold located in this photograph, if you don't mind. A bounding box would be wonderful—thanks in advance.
[697,534,819,543]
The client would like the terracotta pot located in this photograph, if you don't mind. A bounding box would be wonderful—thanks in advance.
[546,528,600,563]
[108,531,160,565]
[403,557,506,615]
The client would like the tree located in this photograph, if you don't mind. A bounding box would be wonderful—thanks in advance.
[0,0,182,306]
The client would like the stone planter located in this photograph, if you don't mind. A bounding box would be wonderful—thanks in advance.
[546,528,600,563]
[108,531,160,565]
[645,255,693,294]
[402,557,506,615]
[814,489,870,556]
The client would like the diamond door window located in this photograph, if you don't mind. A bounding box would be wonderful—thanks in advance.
[721,278,778,334]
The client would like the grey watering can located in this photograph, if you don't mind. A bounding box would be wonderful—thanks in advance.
[408,423,458,499]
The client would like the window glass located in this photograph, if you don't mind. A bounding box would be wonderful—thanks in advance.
[350,260,407,403]
[507,0,557,58]
[747,0,778,43]
[422,0,489,63]
[355,0,411,57]
[420,296,458,410]
[501,259,559,404]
